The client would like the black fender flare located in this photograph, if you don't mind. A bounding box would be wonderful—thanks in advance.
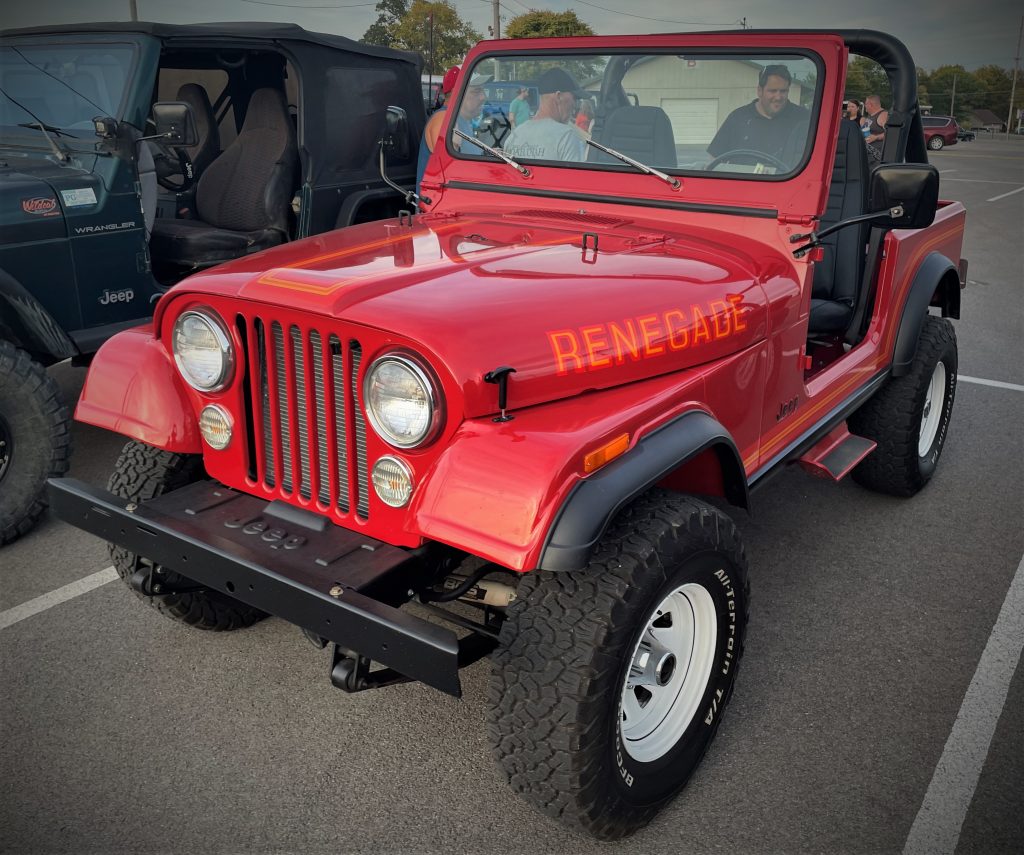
[0,268,78,365]
[892,251,960,377]
[538,410,749,572]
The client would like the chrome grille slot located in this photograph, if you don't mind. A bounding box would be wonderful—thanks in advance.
[242,315,368,518]
[330,335,350,512]
[352,343,370,518]
[272,322,293,493]
[310,331,331,507]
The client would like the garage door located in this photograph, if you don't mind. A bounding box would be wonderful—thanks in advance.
[660,98,719,146]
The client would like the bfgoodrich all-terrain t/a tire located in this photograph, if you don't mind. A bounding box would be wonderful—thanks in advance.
[488,491,749,840]
[108,440,266,631]
[850,315,957,496]
[0,342,71,545]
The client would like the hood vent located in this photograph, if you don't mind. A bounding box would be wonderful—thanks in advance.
[503,209,633,228]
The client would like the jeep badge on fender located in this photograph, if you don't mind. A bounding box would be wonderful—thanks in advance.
[49,28,965,840]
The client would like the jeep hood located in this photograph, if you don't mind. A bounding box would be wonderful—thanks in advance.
[175,212,784,417]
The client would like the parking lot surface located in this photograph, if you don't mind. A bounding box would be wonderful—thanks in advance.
[2,136,1022,855]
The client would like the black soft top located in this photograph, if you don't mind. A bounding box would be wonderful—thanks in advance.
[1,21,421,68]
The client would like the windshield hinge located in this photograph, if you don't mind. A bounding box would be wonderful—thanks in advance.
[777,213,816,226]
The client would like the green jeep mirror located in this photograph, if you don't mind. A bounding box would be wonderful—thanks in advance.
[869,163,940,229]
[382,106,410,160]
[151,101,198,147]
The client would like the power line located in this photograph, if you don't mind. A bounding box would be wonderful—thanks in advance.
[237,0,377,8]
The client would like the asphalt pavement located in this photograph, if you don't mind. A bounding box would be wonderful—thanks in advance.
[1,135,1022,855]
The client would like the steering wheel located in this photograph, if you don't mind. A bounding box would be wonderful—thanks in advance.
[706,148,789,173]
[477,112,511,148]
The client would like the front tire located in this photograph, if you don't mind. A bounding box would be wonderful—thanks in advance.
[850,316,957,496]
[488,491,749,840]
[108,440,266,630]
[0,342,71,545]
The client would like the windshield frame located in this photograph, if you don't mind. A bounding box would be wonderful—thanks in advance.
[445,45,825,183]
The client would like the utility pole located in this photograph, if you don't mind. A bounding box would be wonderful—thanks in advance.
[129,0,138,21]
[492,0,500,40]
[949,73,957,117]
[1007,16,1022,138]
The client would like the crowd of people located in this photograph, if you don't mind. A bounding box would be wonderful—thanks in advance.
[843,95,888,161]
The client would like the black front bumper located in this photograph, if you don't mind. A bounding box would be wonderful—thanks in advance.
[47,478,462,696]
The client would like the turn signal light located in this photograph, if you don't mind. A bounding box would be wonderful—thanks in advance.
[583,433,630,474]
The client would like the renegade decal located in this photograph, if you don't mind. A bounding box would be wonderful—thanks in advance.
[547,296,747,375]
[22,197,59,216]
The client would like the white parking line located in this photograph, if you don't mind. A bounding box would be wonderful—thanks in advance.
[0,566,117,631]
[959,375,1024,392]
[986,185,1024,203]
[939,177,1022,184]
[902,554,1024,855]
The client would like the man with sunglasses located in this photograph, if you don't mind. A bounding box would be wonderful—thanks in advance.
[708,64,809,165]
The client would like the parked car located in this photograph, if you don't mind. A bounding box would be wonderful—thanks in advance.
[922,114,959,149]
[956,124,975,141]
[51,29,965,839]
[0,21,425,544]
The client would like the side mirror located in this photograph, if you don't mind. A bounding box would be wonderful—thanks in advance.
[381,106,410,160]
[869,164,939,229]
[151,101,197,147]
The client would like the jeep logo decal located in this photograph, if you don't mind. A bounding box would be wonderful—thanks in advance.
[22,196,58,216]
[99,288,135,306]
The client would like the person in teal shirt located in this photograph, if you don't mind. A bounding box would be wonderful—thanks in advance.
[509,87,531,128]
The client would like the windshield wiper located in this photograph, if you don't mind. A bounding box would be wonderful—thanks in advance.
[585,138,680,189]
[17,121,78,138]
[453,127,530,178]
[0,88,69,161]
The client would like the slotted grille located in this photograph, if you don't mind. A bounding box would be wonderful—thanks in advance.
[244,315,368,518]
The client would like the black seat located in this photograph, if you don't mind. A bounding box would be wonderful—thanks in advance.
[153,83,221,189]
[150,88,297,268]
[593,105,677,168]
[808,119,870,335]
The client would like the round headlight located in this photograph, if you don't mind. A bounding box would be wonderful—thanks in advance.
[371,456,414,507]
[364,354,441,448]
[172,310,233,392]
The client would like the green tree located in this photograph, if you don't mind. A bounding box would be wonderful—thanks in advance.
[362,0,408,47]
[504,10,594,39]
[925,65,981,121]
[972,65,1015,119]
[844,55,891,107]
[392,1,481,74]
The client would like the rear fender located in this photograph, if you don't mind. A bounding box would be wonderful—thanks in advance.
[75,325,201,453]
[892,252,960,377]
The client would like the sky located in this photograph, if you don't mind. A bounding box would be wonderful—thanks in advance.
[3,0,1021,72]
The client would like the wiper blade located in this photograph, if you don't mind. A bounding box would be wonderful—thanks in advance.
[0,87,69,161]
[17,122,78,138]
[585,138,680,189]
[453,127,530,177]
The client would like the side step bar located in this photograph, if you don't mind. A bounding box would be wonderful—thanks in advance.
[797,425,876,481]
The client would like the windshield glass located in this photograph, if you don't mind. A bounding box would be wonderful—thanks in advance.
[451,51,820,178]
[0,43,135,131]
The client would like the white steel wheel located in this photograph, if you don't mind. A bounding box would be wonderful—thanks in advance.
[619,582,718,763]
[918,361,947,457]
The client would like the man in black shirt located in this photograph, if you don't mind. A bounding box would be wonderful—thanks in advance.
[707,64,809,168]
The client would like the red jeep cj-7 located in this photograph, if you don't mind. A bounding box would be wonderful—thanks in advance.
[51,30,966,839]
